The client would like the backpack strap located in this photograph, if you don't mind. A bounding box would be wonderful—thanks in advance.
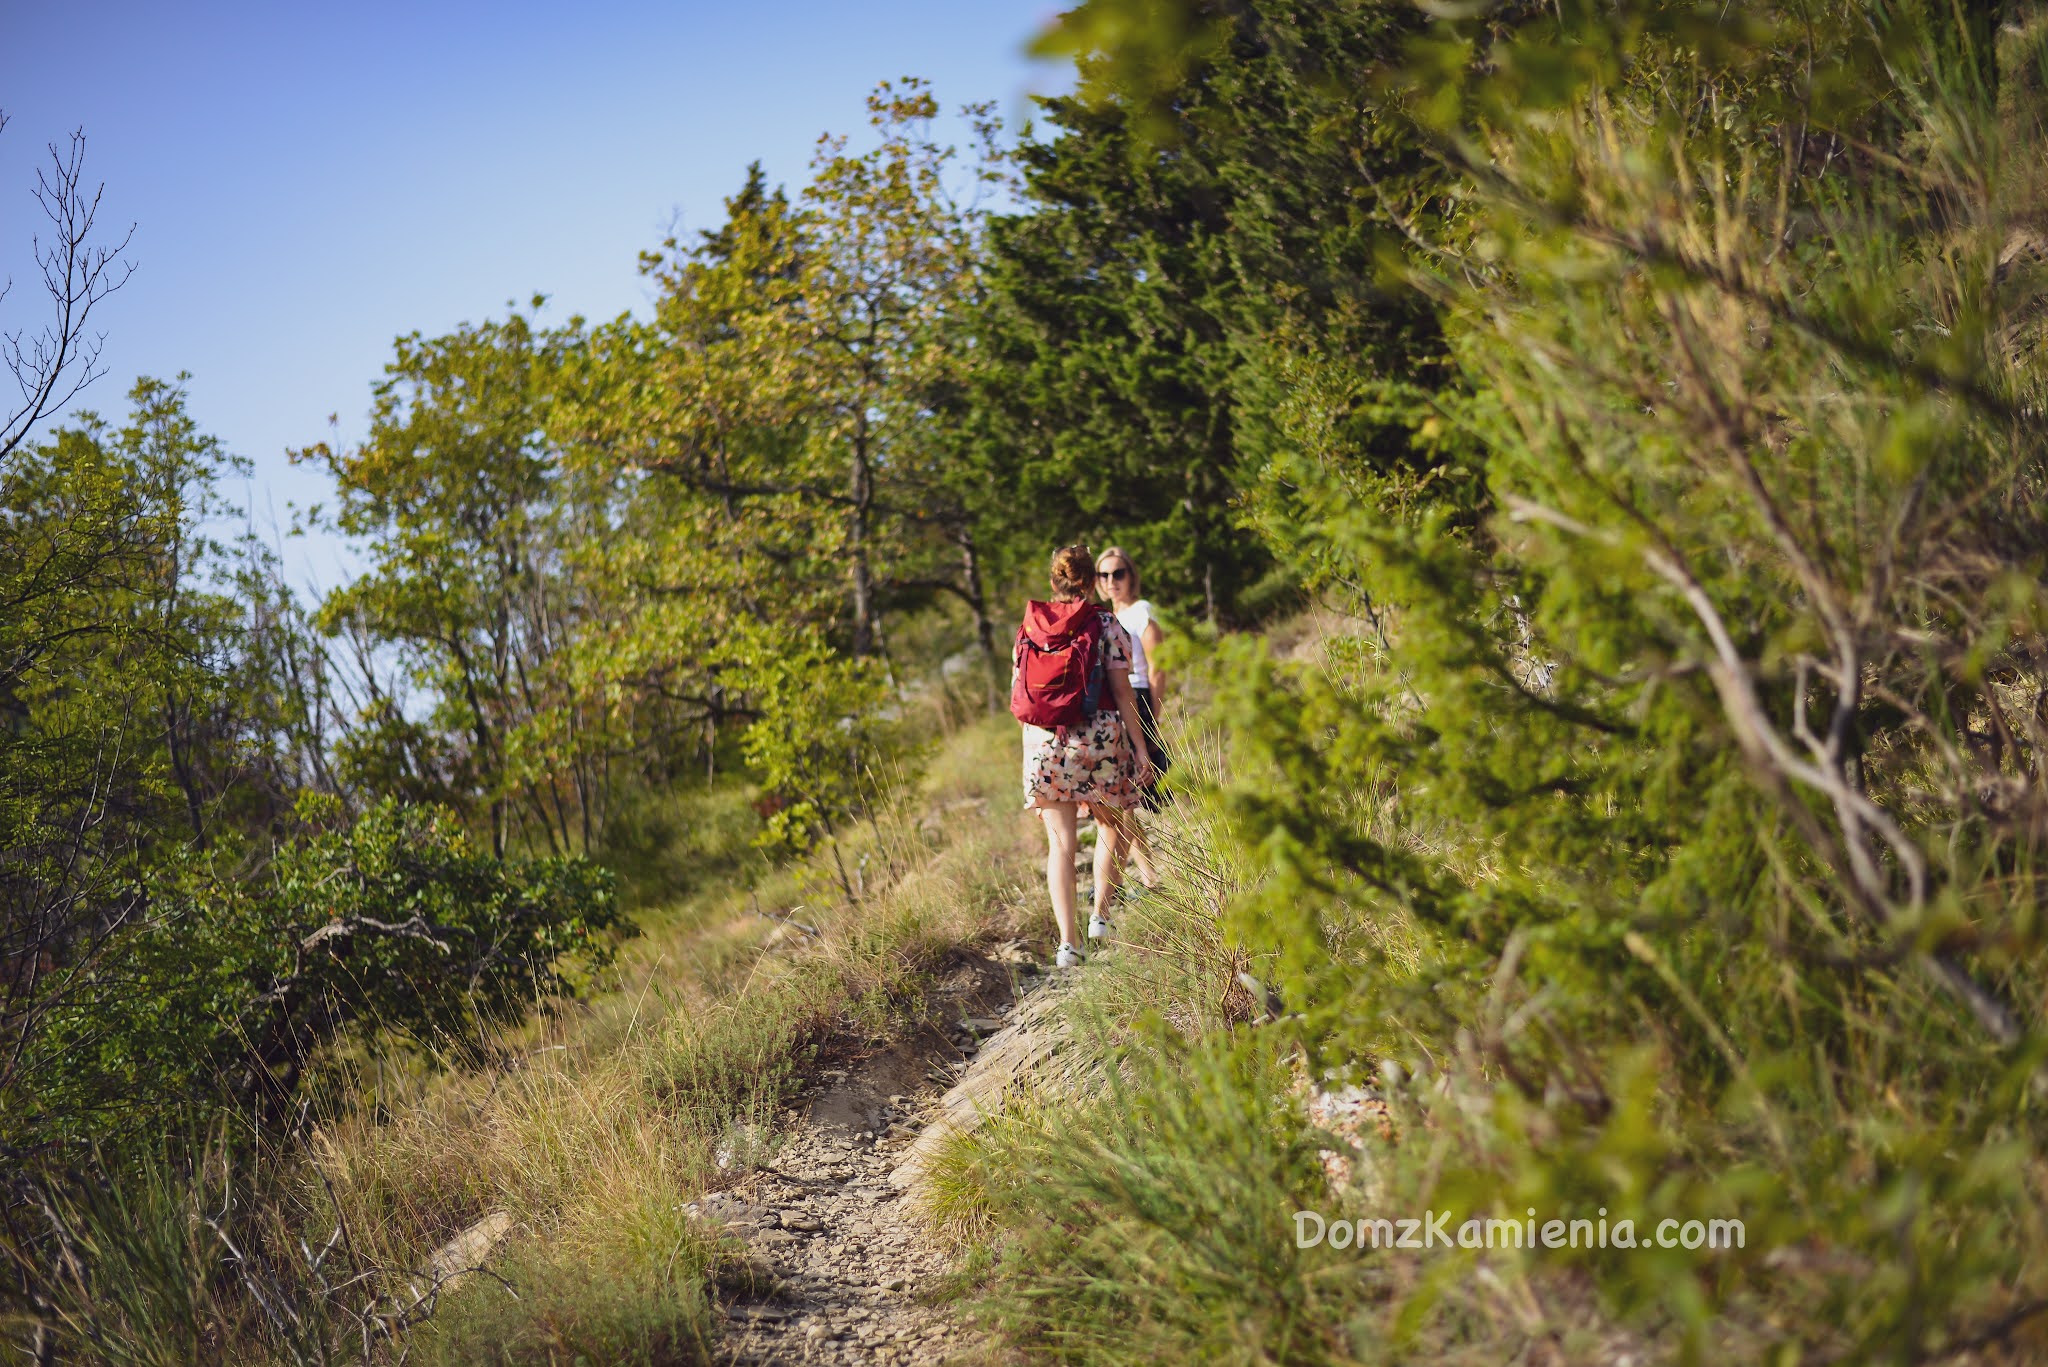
[1079,609,1111,719]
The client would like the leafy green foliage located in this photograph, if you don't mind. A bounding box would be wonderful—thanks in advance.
[959,1,2048,1362]
[731,630,912,899]
[21,797,618,1152]
[573,82,1008,673]
[305,307,649,857]
[23,8,2048,1362]
[3,378,289,1154]
[1,379,624,1169]
[975,0,1452,624]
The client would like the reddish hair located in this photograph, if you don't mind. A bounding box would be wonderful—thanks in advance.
[1049,544,1094,600]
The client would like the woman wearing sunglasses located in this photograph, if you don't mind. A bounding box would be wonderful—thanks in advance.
[1095,547,1167,887]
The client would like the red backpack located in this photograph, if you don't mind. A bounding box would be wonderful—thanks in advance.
[1010,600,1108,729]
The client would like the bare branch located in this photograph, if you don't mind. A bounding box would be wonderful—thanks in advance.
[1504,494,2022,1046]
[0,126,135,463]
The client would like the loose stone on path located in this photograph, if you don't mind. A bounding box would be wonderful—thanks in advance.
[705,945,1069,1365]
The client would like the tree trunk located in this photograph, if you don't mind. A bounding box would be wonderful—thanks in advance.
[447,636,507,858]
[959,528,999,709]
[162,694,208,846]
[849,415,877,656]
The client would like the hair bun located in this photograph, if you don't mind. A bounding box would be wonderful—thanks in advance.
[1050,544,1094,598]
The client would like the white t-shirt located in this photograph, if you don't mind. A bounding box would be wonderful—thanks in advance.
[1116,600,1154,689]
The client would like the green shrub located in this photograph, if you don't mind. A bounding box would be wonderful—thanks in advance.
[963,2,2048,1360]
[16,796,622,1156]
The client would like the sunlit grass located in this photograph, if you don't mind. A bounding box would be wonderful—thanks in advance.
[285,711,1034,1362]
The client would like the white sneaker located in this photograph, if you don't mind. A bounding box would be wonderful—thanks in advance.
[1087,913,1112,940]
[1055,943,1086,968]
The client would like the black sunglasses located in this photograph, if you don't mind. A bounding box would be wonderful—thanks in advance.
[1096,567,1130,583]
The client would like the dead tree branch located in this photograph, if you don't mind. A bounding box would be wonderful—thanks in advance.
[0,121,135,463]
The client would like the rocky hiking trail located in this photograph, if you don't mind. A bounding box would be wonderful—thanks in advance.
[698,943,1081,1365]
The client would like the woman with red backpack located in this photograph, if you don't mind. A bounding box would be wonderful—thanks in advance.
[1012,544,1155,968]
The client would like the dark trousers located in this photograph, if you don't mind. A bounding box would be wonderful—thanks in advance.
[1133,686,1170,809]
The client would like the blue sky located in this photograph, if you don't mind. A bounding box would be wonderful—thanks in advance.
[0,0,1069,590]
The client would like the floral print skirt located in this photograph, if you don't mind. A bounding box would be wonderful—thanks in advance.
[1021,711,1141,812]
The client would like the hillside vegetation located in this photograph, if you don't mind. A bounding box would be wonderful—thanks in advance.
[7,1,2048,1363]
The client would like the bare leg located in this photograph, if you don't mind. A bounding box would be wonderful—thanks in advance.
[1039,804,1081,948]
[1093,805,1130,923]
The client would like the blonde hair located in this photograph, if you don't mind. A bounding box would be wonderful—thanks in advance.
[1049,544,1094,599]
[1096,545,1139,597]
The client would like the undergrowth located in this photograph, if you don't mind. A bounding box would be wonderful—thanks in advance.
[337,711,1037,1363]
[923,608,2048,1366]
[3,710,1037,1366]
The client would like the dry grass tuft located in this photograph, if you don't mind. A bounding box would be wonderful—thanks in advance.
[291,713,1034,1361]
